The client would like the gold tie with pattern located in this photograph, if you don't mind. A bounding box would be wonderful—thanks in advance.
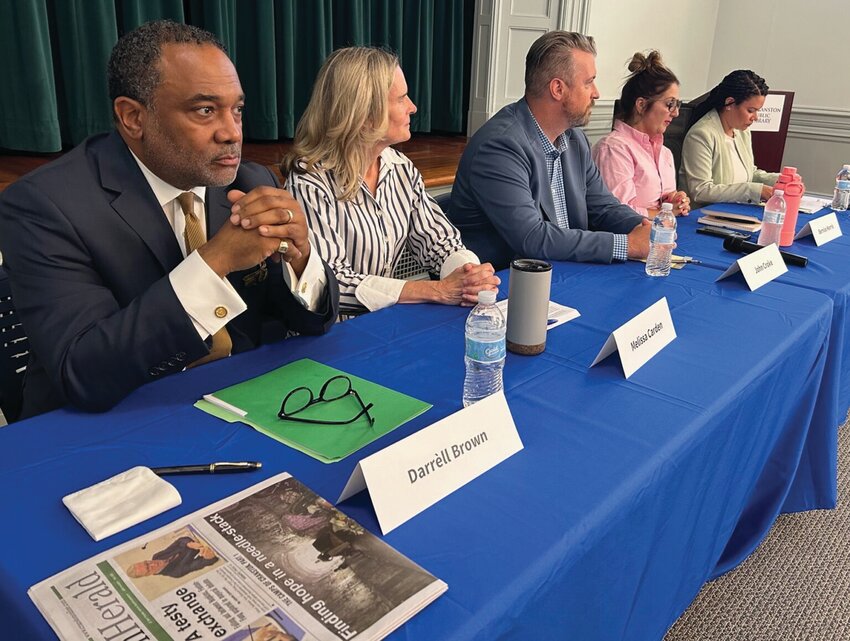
[177,192,233,368]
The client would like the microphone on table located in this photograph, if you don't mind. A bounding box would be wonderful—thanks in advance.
[722,236,808,268]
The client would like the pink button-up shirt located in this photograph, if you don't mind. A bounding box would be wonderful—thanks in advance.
[592,120,676,217]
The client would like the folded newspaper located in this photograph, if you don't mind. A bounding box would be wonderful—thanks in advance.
[30,473,447,641]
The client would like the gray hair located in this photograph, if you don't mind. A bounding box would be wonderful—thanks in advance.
[525,31,597,97]
[107,20,227,112]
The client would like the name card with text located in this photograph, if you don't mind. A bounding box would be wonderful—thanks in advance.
[715,243,787,291]
[338,392,523,534]
[749,93,786,132]
[795,212,842,246]
[590,297,676,379]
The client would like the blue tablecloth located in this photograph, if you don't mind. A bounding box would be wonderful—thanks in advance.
[682,204,850,415]
[0,259,836,641]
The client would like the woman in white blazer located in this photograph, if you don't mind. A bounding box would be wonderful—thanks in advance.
[681,70,779,206]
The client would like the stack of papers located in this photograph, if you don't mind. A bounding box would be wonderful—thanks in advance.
[698,209,762,232]
[798,196,833,214]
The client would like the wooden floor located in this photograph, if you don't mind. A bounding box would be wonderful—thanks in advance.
[0,134,467,192]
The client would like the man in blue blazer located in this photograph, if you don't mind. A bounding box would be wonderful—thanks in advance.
[0,21,339,419]
[451,31,650,270]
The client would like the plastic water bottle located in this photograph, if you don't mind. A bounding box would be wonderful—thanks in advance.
[757,189,786,246]
[645,203,676,277]
[462,290,506,407]
[832,164,850,211]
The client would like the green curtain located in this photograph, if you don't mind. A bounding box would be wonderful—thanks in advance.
[0,1,61,151]
[0,0,472,152]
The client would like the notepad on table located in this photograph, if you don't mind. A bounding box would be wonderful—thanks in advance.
[698,208,762,232]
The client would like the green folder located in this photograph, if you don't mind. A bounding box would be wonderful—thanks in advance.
[195,358,432,463]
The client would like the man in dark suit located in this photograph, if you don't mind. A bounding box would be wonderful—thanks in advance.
[0,21,339,419]
[450,31,650,270]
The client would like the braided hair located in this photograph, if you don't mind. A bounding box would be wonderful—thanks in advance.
[614,51,679,122]
[693,69,769,122]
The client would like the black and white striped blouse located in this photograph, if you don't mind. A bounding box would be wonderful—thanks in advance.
[287,147,477,317]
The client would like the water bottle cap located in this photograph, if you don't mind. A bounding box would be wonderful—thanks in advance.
[660,202,673,211]
[477,290,497,305]
[774,189,784,196]
[782,166,797,175]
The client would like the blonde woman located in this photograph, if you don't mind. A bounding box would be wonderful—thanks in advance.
[282,47,498,318]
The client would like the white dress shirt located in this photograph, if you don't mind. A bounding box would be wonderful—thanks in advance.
[131,153,326,341]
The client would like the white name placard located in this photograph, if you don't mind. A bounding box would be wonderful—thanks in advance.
[589,297,676,379]
[749,93,786,132]
[795,212,842,246]
[337,392,523,534]
[715,243,787,291]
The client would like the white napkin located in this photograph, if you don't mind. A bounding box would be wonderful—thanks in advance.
[62,466,182,541]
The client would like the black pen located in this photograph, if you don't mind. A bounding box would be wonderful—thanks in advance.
[670,257,703,265]
[150,462,262,475]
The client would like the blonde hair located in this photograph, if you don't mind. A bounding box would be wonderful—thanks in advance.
[282,47,399,201]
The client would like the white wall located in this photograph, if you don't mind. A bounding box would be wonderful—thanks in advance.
[470,0,849,195]
[708,0,850,194]
[584,0,720,140]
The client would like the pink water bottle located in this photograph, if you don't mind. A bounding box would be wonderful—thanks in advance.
[778,167,805,247]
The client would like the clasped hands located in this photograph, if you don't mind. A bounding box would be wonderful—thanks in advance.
[443,262,501,307]
[662,190,691,216]
[198,186,310,278]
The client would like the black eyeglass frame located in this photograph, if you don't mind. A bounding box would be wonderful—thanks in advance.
[658,98,683,113]
[277,375,375,427]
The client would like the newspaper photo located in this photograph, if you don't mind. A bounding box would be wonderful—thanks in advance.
[29,473,447,641]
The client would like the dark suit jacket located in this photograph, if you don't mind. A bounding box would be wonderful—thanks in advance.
[153,536,218,578]
[0,131,339,418]
[450,99,644,270]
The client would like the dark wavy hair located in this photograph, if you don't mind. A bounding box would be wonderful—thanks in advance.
[107,20,226,117]
[692,69,769,122]
[614,50,679,122]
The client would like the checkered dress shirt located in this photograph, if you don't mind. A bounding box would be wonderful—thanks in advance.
[530,115,628,261]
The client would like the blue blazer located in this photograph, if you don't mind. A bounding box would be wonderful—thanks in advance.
[451,99,643,269]
[0,131,339,418]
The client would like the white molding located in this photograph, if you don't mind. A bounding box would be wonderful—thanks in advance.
[582,101,850,143]
[582,98,615,138]
[559,0,591,32]
[467,0,595,136]
[787,106,850,143]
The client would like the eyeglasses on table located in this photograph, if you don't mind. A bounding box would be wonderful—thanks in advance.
[277,375,375,427]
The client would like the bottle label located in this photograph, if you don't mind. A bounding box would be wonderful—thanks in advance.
[650,227,675,244]
[763,209,784,224]
[465,337,506,363]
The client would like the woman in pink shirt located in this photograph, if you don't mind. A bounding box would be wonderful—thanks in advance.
[592,51,690,217]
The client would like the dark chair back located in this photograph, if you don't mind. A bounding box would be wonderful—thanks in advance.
[0,267,28,423]
[663,103,694,183]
